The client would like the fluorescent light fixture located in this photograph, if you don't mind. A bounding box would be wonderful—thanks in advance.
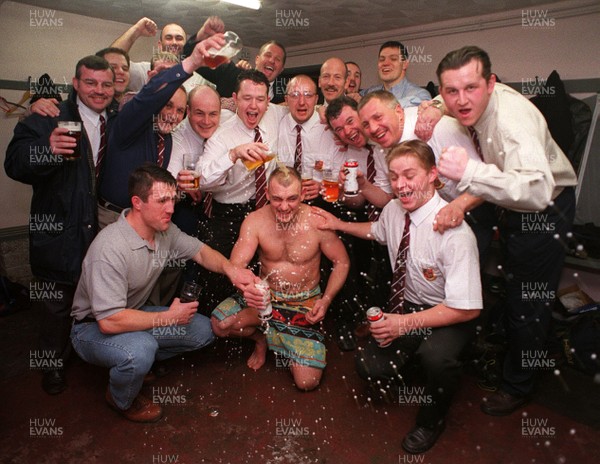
[221,0,262,10]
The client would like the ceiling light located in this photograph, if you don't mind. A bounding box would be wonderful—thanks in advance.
[221,0,262,10]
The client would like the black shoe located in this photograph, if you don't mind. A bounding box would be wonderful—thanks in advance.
[42,370,66,395]
[481,389,529,416]
[402,421,445,454]
[334,325,357,351]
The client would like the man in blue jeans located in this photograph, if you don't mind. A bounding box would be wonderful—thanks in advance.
[71,164,256,422]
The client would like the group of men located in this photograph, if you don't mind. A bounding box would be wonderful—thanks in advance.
[4,14,577,455]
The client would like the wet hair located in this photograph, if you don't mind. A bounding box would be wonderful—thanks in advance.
[150,52,180,70]
[128,163,176,202]
[268,165,301,189]
[259,40,287,66]
[357,90,399,112]
[96,47,130,67]
[234,69,269,94]
[325,95,358,127]
[379,41,408,61]
[436,46,492,83]
[75,55,113,80]
[386,139,435,171]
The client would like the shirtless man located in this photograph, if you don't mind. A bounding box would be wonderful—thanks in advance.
[211,166,349,391]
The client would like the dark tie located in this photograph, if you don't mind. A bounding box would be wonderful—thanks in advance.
[202,138,213,218]
[156,133,165,167]
[254,127,268,209]
[388,212,410,314]
[96,115,106,179]
[467,126,484,161]
[365,145,379,222]
[294,124,302,172]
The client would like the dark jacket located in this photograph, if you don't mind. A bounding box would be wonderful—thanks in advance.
[4,92,117,284]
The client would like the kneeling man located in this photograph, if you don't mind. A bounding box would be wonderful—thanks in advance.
[71,164,255,422]
[211,166,349,391]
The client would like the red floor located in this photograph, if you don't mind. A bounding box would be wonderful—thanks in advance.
[1,308,599,464]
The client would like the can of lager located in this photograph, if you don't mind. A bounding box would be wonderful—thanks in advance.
[366,306,391,347]
[255,281,273,321]
[343,159,359,196]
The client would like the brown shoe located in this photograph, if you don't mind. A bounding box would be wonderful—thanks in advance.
[481,389,529,416]
[105,388,163,423]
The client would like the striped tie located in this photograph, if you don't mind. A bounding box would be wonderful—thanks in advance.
[254,127,268,209]
[365,145,380,222]
[156,133,165,167]
[95,114,106,179]
[388,212,410,314]
[294,124,302,172]
[467,126,484,161]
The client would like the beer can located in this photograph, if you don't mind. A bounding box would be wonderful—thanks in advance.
[343,159,359,197]
[255,281,273,321]
[366,306,391,347]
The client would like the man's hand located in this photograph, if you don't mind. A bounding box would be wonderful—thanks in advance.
[235,60,252,70]
[49,127,77,155]
[195,16,225,42]
[433,202,465,234]
[243,282,266,310]
[183,34,226,73]
[31,98,60,117]
[166,298,198,325]
[306,298,328,324]
[438,145,469,181]
[369,313,406,346]
[301,180,320,201]
[229,142,270,165]
[135,17,158,37]
[310,206,341,231]
[415,100,443,141]
[226,266,260,294]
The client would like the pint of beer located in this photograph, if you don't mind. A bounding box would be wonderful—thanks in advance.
[243,153,275,171]
[182,153,200,190]
[321,169,339,203]
[205,31,243,69]
[57,121,82,160]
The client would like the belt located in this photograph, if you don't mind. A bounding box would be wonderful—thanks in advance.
[73,316,96,325]
[98,198,124,214]
[211,200,255,219]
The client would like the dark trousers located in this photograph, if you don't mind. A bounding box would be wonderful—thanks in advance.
[36,280,76,370]
[355,303,478,427]
[498,188,575,396]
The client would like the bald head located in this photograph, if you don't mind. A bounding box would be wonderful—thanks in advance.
[285,75,318,124]
[188,85,221,139]
[319,57,347,103]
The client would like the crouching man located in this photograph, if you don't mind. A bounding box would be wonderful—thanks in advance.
[314,140,482,453]
[211,166,349,391]
[71,164,256,422]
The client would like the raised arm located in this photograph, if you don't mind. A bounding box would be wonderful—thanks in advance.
[111,17,158,52]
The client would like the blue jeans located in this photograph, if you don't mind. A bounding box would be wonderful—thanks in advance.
[71,306,214,409]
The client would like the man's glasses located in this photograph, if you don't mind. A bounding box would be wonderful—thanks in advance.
[287,91,316,99]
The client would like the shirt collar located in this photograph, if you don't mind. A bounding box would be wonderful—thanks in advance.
[76,95,106,125]
[407,191,442,227]
[118,209,154,251]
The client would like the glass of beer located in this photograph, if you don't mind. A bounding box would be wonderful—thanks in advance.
[205,31,243,69]
[180,281,202,303]
[321,169,340,203]
[243,153,275,171]
[57,121,82,160]
[182,153,200,190]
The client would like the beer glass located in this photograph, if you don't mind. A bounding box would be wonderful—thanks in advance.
[57,121,82,160]
[205,31,243,69]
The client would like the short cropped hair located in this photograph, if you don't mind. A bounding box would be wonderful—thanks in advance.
[325,96,358,127]
[259,40,287,66]
[379,41,409,61]
[268,165,301,189]
[128,163,177,202]
[386,139,435,171]
[234,69,269,94]
[96,47,131,67]
[357,90,399,112]
[436,46,492,83]
[75,55,113,80]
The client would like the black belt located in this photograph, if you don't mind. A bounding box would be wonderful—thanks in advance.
[211,200,255,220]
[73,316,96,325]
[98,198,124,214]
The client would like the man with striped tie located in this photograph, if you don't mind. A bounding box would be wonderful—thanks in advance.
[313,140,482,454]
[199,69,280,309]
[5,55,117,395]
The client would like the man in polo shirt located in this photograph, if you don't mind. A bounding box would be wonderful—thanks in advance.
[314,140,482,454]
[71,164,256,423]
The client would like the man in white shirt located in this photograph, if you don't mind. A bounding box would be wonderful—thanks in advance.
[314,140,482,454]
[198,69,280,308]
[436,46,577,416]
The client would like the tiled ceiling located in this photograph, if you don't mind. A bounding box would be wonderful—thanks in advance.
[15,0,571,48]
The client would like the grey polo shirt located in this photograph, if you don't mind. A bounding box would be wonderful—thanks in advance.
[71,210,203,321]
